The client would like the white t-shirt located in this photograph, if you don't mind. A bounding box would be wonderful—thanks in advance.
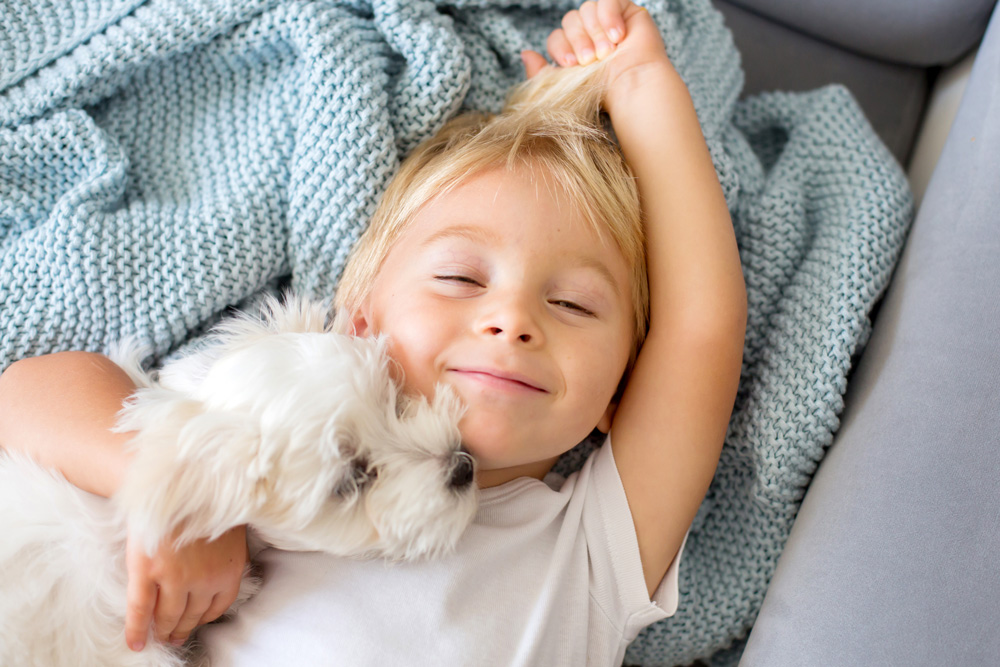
[201,437,685,666]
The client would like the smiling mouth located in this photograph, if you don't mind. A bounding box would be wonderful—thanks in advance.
[448,369,548,394]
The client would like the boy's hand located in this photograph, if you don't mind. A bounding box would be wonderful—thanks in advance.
[521,0,677,115]
[125,525,249,652]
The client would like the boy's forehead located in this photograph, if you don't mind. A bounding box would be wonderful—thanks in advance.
[433,163,577,209]
[425,166,594,228]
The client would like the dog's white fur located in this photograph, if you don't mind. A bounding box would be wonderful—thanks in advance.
[0,295,477,667]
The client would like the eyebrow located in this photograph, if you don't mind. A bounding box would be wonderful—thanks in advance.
[421,223,622,297]
[575,255,622,297]
[419,224,502,248]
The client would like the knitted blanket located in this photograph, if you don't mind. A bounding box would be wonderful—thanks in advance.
[0,0,913,664]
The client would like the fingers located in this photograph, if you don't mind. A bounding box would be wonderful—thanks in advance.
[152,589,189,644]
[579,1,616,60]
[547,29,577,67]
[562,6,597,65]
[125,576,157,652]
[120,539,242,650]
[128,562,239,648]
[125,571,242,651]
[167,592,215,646]
[548,0,630,67]
[199,589,238,627]
[520,49,549,78]
[598,0,628,45]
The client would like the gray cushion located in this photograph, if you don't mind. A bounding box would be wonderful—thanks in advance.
[715,1,928,164]
[739,6,1000,665]
[722,0,995,66]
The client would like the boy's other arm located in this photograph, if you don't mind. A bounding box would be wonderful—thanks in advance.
[537,1,746,597]
[0,352,249,650]
[0,352,135,497]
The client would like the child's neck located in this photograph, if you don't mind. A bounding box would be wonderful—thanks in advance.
[476,456,560,489]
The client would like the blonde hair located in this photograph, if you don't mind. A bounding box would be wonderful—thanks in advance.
[334,57,648,361]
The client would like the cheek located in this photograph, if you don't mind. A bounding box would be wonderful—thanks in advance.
[375,299,447,397]
[565,335,630,403]
[580,362,624,410]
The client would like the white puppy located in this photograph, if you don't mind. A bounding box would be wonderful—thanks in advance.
[0,295,477,667]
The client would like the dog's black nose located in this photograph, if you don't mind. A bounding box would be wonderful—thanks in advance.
[448,450,475,489]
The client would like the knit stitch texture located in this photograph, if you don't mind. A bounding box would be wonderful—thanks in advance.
[0,1,913,664]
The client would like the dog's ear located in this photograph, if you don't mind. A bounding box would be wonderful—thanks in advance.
[114,387,267,555]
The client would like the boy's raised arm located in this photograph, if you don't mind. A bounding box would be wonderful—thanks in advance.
[532,0,747,596]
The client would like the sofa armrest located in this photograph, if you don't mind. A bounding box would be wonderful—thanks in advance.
[739,6,1000,666]
[723,0,995,66]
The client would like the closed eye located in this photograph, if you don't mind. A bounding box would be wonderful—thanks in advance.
[435,275,484,287]
[550,300,595,317]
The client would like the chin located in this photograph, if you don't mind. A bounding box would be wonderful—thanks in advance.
[459,421,564,474]
[458,418,526,467]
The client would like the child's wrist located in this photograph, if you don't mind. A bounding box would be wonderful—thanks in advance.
[603,60,686,119]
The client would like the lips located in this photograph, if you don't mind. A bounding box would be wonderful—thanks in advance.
[447,367,549,393]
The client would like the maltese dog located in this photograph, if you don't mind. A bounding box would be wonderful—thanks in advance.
[0,295,477,667]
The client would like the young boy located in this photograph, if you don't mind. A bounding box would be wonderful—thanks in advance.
[0,1,746,664]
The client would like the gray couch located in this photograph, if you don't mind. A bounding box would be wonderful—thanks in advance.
[705,0,1000,664]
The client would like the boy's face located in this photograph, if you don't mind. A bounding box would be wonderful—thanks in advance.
[352,166,634,487]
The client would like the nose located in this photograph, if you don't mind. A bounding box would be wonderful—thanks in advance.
[448,449,476,490]
[477,290,543,346]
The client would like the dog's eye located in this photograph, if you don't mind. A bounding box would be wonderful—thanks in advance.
[332,458,375,498]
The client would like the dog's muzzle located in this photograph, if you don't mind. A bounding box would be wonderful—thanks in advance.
[448,448,475,490]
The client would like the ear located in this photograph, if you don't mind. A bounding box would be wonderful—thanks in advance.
[114,389,264,554]
[350,313,370,337]
[596,401,617,434]
[348,301,374,337]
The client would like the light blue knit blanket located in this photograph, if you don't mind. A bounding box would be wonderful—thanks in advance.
[0,0,913,664]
